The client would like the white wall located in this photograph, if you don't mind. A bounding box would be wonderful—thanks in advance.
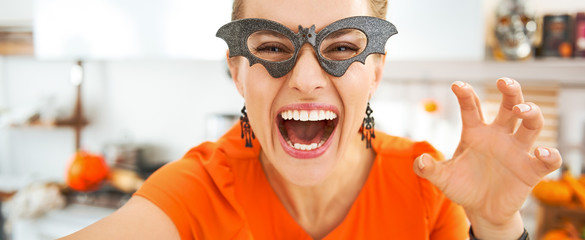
[0,0,33,26]
[0,56,9,176]
[386,0,484,61]
[558,89,585,176]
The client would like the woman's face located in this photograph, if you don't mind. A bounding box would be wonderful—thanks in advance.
[229,0,385,186]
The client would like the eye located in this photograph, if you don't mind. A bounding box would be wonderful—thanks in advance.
[255,43,290,54]
[499,16,511,25]
[327,44,359,53]
[322,43,360,56]
[247,30,295,62]
[520,15,530,24]
[319,29,367,61]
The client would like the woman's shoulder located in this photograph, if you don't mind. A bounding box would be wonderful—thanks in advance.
[134,141,233,211]
[133,132,256,238]
[137,125,258,203]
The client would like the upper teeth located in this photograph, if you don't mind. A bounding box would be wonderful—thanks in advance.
[281,110,337,121]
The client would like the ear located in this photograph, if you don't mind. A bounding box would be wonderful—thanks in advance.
[370,53,386,96]
[226,50,245,98]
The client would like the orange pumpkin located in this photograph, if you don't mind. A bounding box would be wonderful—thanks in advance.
[542,229,571,240]
[577,174,585,187]
[66,150,109,192]
[532,179,573,206]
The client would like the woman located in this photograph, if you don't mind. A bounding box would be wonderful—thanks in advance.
[61,0,562,239]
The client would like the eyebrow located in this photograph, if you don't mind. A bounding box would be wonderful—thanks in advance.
[324,28,366,40]
[252,30,289,40]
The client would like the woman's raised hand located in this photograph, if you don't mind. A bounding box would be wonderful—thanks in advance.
[413,78,562,239]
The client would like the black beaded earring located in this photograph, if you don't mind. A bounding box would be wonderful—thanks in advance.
[361,102,375,149]
[240,105,255,148]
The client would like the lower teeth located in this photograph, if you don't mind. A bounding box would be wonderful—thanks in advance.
[287,140,326,151]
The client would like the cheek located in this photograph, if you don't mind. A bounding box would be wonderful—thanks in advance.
[243,65,279,102]
[336,63,377,100]
[241,66,281,141]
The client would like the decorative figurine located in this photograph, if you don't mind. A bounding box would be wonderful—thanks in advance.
[493,0,537,61]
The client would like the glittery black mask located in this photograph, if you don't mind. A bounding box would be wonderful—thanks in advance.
[216,16,397,78]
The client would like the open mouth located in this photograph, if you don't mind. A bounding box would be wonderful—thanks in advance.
[277,109,339,152]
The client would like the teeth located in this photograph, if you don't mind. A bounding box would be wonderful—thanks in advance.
[290,141,324,151]
[280,109,336,151]
[281,109,337,121]
[300,111,309,121]
[309,110,318,121]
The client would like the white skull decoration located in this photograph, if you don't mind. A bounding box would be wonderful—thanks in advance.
[494,0,537,60]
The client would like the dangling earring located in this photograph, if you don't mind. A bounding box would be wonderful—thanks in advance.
[361,102,375,149]
[240,105,255,148]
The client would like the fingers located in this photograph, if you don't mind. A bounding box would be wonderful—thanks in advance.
[452,81,485,128]
[532,147,562,177]
[493,77,524,132]
[413,153,445,186]
[513,102,544,146]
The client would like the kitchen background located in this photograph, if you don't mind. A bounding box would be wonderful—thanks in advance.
[1,0,585,239]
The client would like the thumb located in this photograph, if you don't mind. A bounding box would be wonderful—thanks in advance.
[413,153,443,183]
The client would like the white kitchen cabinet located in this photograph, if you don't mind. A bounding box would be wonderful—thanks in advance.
[386,0,484,61]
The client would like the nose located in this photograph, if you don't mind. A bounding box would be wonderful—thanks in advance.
[287,45,328,95]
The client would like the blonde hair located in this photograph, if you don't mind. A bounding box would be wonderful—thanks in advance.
[231,0,388,20]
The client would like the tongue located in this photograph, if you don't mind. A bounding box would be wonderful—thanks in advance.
[283,120,326,145]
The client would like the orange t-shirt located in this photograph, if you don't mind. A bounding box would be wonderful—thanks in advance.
[134,125,469,239]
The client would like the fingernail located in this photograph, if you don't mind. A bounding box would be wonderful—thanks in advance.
[499,77,514,85]
[537,147,550,157]
[417,154,428,170]
[514,103,531,113]
[452,81,465,88]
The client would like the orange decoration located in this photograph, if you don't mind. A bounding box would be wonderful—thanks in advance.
[422,99,439,113]
[532,179,573,206]
[559,42,573,58]
[561,171,585,208]
[66,150,109,192]
[541,229,571,240]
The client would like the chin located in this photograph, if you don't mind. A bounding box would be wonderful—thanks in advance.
[278,150,339,186]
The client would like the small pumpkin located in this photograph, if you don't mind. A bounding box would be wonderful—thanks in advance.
[532,179,573,206]
[541,229,571,240]
[577,174,585,187]
[66,150,109,192]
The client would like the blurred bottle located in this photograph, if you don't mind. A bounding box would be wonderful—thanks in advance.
[493,0,537,61]
[575,12,585,58]
[542,14,573,58]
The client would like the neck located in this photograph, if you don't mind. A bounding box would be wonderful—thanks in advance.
[260,132,375,239]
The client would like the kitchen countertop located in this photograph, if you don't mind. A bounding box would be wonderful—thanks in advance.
[12,204,116,240]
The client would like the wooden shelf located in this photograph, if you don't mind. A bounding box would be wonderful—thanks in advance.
[383,59,585,85]
[0,29,33,56]
[9,119,88,129]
